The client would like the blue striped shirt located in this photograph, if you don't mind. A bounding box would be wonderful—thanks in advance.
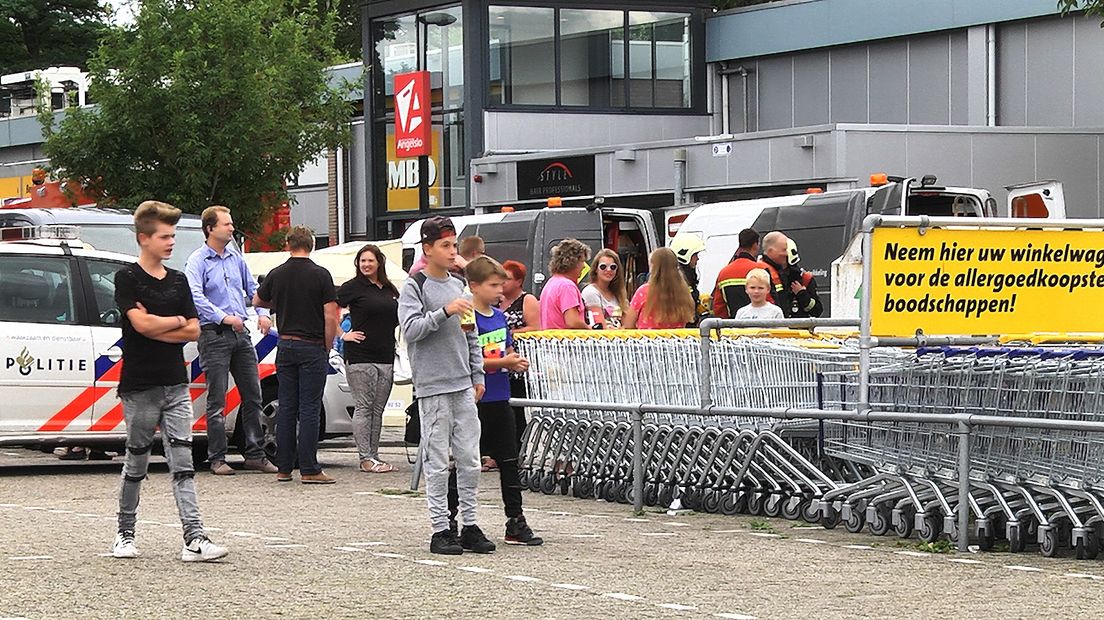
[184,242,269,326]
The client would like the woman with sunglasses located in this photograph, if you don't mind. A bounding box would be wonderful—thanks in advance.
[581,249,629,329]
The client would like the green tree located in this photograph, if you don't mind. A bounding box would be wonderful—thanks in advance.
[1059,0,1104,20]
[0,0,108,74]
[712,0,778,11]
[315,0,361,62]
[40,0,351,232]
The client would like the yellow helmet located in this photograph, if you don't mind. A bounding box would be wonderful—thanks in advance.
[670,233,705,265]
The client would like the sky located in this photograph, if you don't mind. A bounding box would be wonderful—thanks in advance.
[105,1,138,26]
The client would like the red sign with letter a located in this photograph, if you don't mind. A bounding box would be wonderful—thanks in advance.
[394,71,431,158]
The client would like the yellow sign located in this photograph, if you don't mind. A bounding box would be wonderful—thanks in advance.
[870,226,1104,336]
[385,127,441,212]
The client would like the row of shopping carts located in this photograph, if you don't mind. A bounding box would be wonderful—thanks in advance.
[514,331,1104,559]
[819,346,1104,559]
[515,330,876,522]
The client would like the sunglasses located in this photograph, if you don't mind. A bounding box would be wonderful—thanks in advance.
[598,263,618,272]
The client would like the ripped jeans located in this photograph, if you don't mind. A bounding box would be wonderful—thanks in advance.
[117,384,206,543]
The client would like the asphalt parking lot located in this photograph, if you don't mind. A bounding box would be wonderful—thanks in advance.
[2,439,1103,620]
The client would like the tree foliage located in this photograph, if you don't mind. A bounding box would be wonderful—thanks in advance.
[0,0,108,74]
[712,0,778,11]
[40,0,351,232]
[315,0,361,62]
[1058,0,1104,21]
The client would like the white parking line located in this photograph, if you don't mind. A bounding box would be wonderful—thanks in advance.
[663,522,690,527]
[0,504,19,508]
[894,551,933,558]
[549,583,590,591]
[948,559,984,565]
[641,532,677,537]
[796,538,827,544]
[746,532,781,538]
[567,533,602,538]
[262,536,290,542]
[22,507,45,511]
[504,575,541,583]
[602,592,644,601]
[715,613,756,620]
[228,531,260,538]
[372,552,406,559]
[624,517,649,522]
[47,509,74,514]
[76,513,100,518]
[346,541,386,547]
[1006,565,1044,572]
[414,559,448,566]
[265,544,307,549]
[658,603,698,611]
[1065,573,1103,580]
[333,546,364,552]
[843,544,875,550]
[9,556,52,561]
[458,566,493,574]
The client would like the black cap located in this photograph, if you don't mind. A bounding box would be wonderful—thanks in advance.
[419,216,456,245]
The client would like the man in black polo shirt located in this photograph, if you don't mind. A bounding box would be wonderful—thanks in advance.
[112,200,227,562]
[254,226,339,484]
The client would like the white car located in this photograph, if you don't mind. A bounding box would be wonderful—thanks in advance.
[0,217,354,461]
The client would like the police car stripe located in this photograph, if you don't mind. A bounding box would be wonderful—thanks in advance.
[37,387,113,432]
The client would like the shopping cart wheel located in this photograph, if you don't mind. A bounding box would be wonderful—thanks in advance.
[893,509,915,539]
[643,483,659,507]
[763,494,783,518]
[518,470,530,488]
[919,512,943,543]
[844,503,866,534]
[820,505,841,530]
[720,492,742,516]
[747,492,766,516]
[781,497,804,521]
[658,485,675,508]
[616,481,630,504]
[602,480,619,502]
[702,490,722,514]
[683,489,702,511]
[559,476,571,496]
[540,474,557,495]
[869,505,892,536]
[1040,526,1060,558]
[1007,523,1027,553]
[528,472,543,493]
[1075,530,1100,560]
[802,499,821,524]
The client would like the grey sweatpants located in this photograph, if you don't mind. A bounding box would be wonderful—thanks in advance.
[345,362,394,462]
[117,384,206,542]
[420,387,481,532]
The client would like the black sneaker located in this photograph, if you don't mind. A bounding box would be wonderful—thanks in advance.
[430,529,463,556]
[505,515,544,546]
[460,525,496,554]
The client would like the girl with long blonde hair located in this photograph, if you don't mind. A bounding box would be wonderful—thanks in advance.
[624,247,695,329]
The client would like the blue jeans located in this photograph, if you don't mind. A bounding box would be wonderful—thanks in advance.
[198,328,265,462]
[275,339,328,475]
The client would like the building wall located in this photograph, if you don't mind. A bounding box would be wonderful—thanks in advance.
[997,16,1104,127]
[483,111,710,152]
[470,125,1104,218]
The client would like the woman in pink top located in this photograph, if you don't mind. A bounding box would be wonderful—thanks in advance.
[538,239,591,329]
[625,247,696,329]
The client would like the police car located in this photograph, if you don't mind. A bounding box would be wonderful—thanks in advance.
[0,211,355,461]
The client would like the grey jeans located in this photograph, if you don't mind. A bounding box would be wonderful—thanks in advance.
[117,384,206,542]
[197,328,265,463]
[420,388,481,532]
[345,362,394,462]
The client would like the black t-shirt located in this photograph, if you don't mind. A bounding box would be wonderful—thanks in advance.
[336,277,399,364]
[256,257,336,341]
[114,263,199,393]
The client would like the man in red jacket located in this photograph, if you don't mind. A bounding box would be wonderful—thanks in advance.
[711,228,764,318]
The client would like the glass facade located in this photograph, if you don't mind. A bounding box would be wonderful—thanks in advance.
[488,5,692,111]
[370,6,466,222]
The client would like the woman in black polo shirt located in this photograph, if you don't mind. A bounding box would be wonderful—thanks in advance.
[336,244,400,473]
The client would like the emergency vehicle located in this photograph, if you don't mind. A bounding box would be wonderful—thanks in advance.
[0,219,355,461]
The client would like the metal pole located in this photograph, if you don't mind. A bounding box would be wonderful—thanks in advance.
[632,409,644,515]
[858,220,876,413]
[957,420,971,552]
[410,443,423,491]
[699,323,713,408]
[673,148,687,206]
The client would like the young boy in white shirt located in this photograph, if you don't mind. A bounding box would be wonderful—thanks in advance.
[735,268,784,320]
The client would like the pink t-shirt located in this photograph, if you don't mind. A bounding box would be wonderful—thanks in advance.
[539,274,585,329]
[630,283,686,330]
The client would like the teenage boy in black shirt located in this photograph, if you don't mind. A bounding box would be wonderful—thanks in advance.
[254,226,339,484]
[111,200,227,562]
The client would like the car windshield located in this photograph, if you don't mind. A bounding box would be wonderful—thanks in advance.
[76,224,224,270]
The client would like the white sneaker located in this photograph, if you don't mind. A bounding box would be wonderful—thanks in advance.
[181,536,228,562]
[112,531,140,558]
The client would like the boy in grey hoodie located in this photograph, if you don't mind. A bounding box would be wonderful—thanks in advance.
[398,216,495,555]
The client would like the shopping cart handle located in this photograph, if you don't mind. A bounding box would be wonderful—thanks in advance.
[1006,348,1045,358]
[1066,349,1104,360]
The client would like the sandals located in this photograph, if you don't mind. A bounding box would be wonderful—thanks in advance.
[361,459,396,474]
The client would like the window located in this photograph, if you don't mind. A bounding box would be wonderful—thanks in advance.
[488,6,693,111]
[489,6,556,105]
[0,256,75,324]
[86,259,128,326]
[72,224,210,272]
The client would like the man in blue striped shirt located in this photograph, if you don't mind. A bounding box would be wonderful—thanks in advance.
[184,206,278,475]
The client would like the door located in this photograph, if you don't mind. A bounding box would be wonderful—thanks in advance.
[0,253,94,434]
